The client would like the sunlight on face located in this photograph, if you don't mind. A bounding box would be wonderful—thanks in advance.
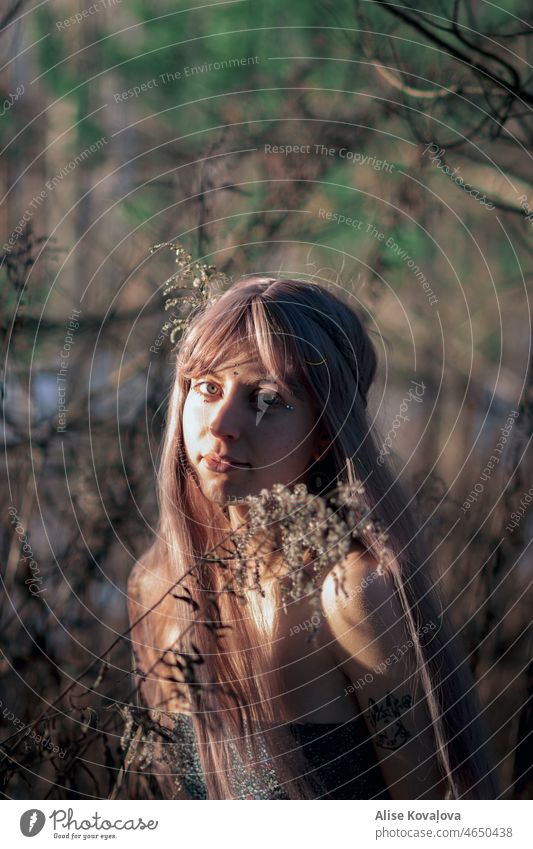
[182,352,323,522]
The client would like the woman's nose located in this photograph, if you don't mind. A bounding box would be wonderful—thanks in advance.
[207,396,241,440]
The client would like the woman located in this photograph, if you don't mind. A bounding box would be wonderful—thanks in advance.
[127,272,499,800]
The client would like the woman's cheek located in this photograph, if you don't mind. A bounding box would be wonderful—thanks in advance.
[182,398,202,452]
[267,422,309,461]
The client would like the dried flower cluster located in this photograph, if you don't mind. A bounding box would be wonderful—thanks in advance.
[217,478,390,643]
[150,242,231,344]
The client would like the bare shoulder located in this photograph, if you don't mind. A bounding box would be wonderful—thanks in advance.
[126,548,193,718]
[127,556,150,600]
[126,547,173,655]
[126,551,159,661]
[319,542,411,672]
[126,557,150,632]
[320,542,396,626]
[127,547,164,618]
[127,559,144,606]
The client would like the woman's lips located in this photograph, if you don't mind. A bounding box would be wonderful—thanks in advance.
[203,454,251,472]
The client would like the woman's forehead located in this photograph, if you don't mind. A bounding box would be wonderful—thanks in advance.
[205,357,267,377]
[193,338,270,374]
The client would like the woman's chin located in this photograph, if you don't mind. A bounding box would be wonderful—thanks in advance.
[200,478,250,507]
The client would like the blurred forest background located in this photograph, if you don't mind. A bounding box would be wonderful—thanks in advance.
[0,0,532,799]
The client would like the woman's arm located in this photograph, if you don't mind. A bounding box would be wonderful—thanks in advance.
[320,548,448,800]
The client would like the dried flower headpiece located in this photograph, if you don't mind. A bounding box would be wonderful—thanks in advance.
[150,241,232,345]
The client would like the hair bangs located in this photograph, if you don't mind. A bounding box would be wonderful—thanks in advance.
[178,292,310,402]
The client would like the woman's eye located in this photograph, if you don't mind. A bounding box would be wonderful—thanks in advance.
[255,390,283,410]
[193,382,283,410]
[193,381,219,397]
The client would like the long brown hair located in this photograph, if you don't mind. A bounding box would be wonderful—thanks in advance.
[134,275,499,799]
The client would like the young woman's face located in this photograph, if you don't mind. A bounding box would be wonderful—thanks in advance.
[182,352,325,520]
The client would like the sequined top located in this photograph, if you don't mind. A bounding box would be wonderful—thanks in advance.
[150,712,391,800]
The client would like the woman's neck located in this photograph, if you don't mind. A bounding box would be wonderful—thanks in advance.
[225,511,288,586]
[227,502,251,531]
